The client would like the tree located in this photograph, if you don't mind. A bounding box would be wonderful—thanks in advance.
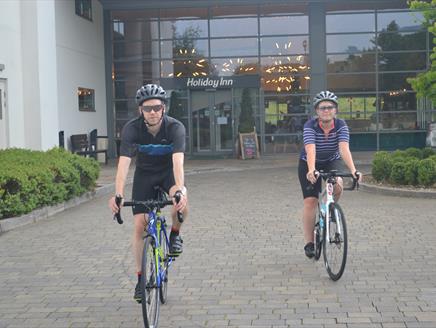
[407,0,436,103]
[238,88,255,133]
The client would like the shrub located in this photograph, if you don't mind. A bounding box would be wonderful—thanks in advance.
[404,147,423,159]
[372,151,393,181]
[404,158,420,185]
[390,161,408,185]
[422,147,435,159]
[417,158,436,187]
[0,148,100,219]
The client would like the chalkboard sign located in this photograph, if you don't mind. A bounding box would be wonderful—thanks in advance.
[239,132,259,160]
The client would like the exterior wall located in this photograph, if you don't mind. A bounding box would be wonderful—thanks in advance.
[55,0,107,150]
[0,0,106,151]
[0,1,25,148]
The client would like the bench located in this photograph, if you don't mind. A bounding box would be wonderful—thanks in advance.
[70,130,108,164]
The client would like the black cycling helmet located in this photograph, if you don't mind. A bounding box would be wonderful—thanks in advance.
[313,90,338,108]
[135,84,167,106]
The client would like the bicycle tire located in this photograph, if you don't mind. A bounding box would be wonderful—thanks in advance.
[141,236,160,328]
[323,203,347,281]
[313,206,324,261]
[159,227,169,304]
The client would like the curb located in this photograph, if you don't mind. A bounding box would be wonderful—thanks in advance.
[359,182,436,199]
[0,161,374,235]
[0,183,115,234]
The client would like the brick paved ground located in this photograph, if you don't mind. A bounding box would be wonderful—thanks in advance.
[1,159,435,328]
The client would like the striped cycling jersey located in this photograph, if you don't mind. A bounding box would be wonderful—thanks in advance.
[299,117,350,163]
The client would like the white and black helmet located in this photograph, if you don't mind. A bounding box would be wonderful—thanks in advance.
[313,90,338,108]
[135,84,167,105]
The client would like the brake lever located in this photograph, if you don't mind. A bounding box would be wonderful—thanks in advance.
[114,195,123,224]
[174,191,184,223]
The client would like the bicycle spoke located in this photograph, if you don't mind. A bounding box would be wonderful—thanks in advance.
[323,204,347,281]
[141,237,160,328]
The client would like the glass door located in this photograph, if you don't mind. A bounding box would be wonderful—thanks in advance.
[191,89,233,153]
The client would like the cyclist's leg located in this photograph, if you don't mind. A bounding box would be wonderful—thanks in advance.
[326,160,345,202]
[162,170,188,255]
[298,160,321,252]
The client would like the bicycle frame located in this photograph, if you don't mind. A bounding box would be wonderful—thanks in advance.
[320,177,342,245]
[146,209,174,288]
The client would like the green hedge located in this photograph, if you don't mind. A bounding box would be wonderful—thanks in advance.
[0,148,100,219]
[372,147,436,187]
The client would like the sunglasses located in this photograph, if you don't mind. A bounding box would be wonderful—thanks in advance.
[141,104,164,113]
[317,105,336,111]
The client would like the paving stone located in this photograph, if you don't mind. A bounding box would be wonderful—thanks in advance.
[0,162,435,327]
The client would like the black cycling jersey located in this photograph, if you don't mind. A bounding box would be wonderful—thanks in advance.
[119,115,186,174]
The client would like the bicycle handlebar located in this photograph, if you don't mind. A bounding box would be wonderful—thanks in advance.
[315,170,360,191]
[113,195,183,225]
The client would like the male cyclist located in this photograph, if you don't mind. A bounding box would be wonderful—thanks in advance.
[109,84,188,303]
[298,91,361,258]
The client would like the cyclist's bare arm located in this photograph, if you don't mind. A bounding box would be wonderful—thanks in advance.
[172,152,187,211]
[305,143,317,184]
[109,156,131,213]
[338,142,361,181]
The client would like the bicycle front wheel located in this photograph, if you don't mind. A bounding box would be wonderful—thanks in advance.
[323,203,348,281]
[141,236,160,328]
[159,227,169,304]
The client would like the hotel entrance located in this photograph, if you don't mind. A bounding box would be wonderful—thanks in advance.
[191,89,234,154]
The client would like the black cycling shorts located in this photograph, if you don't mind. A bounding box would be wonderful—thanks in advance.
[131,168,175,215]
[298,159,345,199]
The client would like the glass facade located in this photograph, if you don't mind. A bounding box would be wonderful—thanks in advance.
[110,2,434,155]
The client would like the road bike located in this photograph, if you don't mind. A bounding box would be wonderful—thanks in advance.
[113,187,183,328]
[313,170,359,281]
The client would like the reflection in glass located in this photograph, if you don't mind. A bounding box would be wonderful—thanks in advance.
[160,20,208,39]
[210,57,258,76]
[378,52,427,71]
[160,39,208,59]
[379,72,417,92]
[168,90,189,140]
[261,55,310,93]
[327,73,375,92]
[327,53,375,73]
[210,17,258,37]
[261,36,309,55]
[210,38,258,57]
[113,40,160,60]
[379,112,418,130]
[264,134,304,154]
[114,61,160,81]
[112,20,159,41]
[327,34,376,53]
[379,92,417,112]
[260,16,308,35]
[336,94,376,132]
[326,13,375,33]
[213,92,233,150]
[161,58,210,78]
[376,30,427,51]
[191,91,211,151]
[377,11,424,32]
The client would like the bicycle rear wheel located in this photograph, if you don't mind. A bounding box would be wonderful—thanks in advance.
[141,236,160,328]
[323,203,347,281]
[159,227,169,304]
